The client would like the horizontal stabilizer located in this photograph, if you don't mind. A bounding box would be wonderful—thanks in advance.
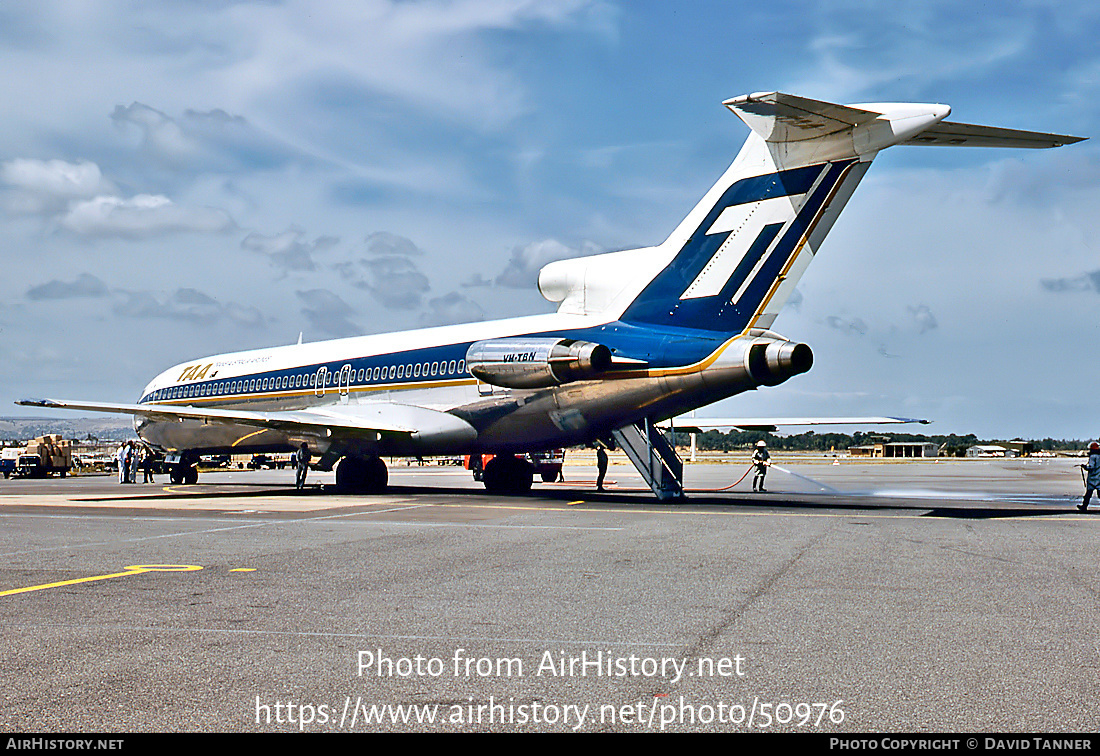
[724,92,883,142]
[724,92,1083,152]
[902,120,1085,149]
[662,416,930,434]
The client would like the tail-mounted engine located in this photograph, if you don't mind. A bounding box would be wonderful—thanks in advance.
[466,338,612,389]
[745,337,813,386]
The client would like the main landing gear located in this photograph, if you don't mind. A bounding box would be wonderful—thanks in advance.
[482,455,533,495]
[168,454,199,485]
[335,455,388,493]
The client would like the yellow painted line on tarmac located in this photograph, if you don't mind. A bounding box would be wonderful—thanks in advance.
[0,563,202,597]
[567,501,585,506]
[230,568,256,572]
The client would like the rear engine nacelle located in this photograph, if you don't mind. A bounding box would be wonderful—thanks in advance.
[746,338,813,386]
[466,338,612,389]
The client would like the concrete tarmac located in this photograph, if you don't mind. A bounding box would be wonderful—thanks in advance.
[0,456,1095,733]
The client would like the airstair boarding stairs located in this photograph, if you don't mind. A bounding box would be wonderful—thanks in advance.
[611,418,684,501]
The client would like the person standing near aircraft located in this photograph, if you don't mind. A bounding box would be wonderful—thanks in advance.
[295,443,311,490]
[123,441,135,483]
[596,446,608,491]
[141,445,155,483]
[752,440,770,493]
[116,443,128,484]
[128,441,138,483]
[1079,442,1100,511]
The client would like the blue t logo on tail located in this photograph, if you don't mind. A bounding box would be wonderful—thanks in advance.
[621,160,858,333]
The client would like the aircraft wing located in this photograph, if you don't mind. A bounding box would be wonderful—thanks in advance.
[16,398,476,443]
[902,121,1085,149]
[662,416,930,433]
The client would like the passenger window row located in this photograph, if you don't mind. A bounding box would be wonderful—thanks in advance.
[146,358,467,402]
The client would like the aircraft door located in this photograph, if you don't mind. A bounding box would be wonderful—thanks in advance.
[314,366,328,397]
[338,364,352,403]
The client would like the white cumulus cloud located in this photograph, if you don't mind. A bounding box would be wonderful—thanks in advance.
[1,158,116,215]
[60,194,234,239]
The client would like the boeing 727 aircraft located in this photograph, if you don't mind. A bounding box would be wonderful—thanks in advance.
[20,92,1083,498]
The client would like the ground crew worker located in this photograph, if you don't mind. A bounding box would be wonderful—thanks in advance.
[596,446,608,491]
[752,440,771,493]
[1080,441,1100,511]
[141,445,156,483]
[295,443,311,490]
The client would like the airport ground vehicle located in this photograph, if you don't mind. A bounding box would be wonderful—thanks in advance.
[16,435,72,478]
[464,449,563,488]
[0,448,19,478]
[72,452,118,473]
[528,450,565,482]
[247,453,290,470]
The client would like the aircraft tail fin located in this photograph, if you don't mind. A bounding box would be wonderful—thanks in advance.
[603,92,1082,334]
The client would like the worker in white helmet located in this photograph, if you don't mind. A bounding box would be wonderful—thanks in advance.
[752,440,771,493]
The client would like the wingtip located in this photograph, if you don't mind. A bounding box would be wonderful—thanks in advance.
[723,91,778,107]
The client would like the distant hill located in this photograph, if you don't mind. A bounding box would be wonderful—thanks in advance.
[0,416,137,443]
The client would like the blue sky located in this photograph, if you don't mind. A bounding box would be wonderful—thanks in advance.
[1,0,1097,440]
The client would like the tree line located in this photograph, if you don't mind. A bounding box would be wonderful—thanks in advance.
[670,430,1091,455]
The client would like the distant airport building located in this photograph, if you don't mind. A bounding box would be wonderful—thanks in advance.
[966,445,1015,458]
[848,442,939,458]
[964,441,1034,458]
[1001,440,1035,456]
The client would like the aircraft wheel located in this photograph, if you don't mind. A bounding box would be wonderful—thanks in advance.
[170,467,184,485]
[184,465,198,485]
[336,456,388,494]
[366,456,388,492]
[513,460,534,493]
[483,456,533,495]
[336,456,365,492]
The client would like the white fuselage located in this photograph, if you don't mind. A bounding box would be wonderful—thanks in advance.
[134,310,762,460]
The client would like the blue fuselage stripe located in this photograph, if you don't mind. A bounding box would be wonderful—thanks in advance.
[138,322,733,405]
